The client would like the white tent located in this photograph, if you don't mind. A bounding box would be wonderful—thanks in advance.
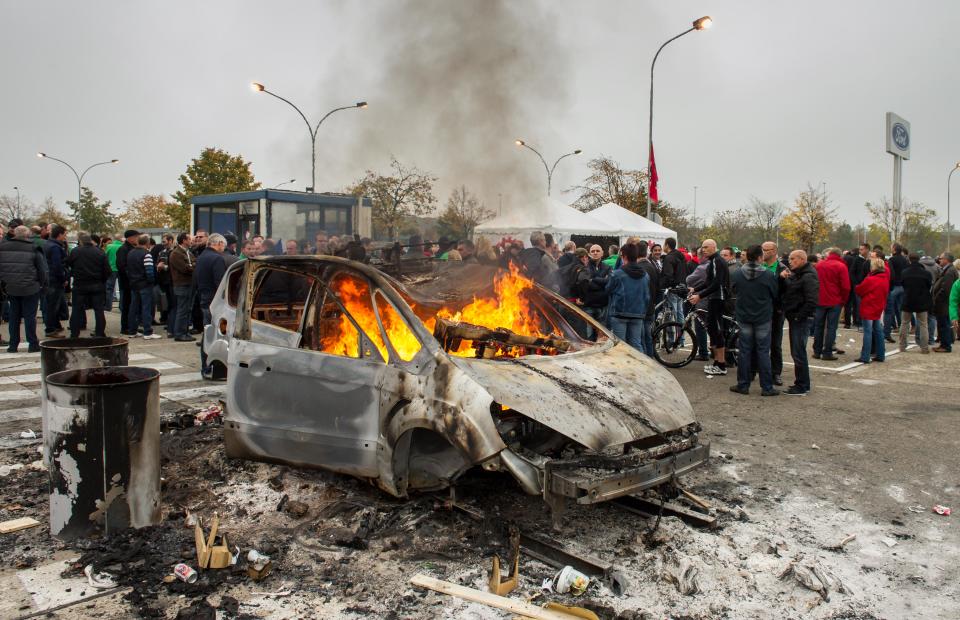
[474,198,618,244]
[587,202,677,245]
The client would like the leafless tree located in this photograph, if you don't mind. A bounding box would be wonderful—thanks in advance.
[567,155,648,214]
[0,193,36,222]
[437,185,495,240]
[746,197,785,241]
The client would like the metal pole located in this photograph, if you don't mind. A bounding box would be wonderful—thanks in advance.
[647,26,696,219]
[13,186,20,217]
[516,143,579,197]
[255,86,364,192]
[693,185,697,231]
[948,165,958,251]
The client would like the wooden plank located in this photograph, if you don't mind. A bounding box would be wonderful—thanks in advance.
[409,573,576,620]
[0,517,41,534]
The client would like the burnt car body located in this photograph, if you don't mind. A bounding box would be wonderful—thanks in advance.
[222,256,708,510]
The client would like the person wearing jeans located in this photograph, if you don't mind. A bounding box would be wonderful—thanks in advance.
[883,244,909,341]
[780,250,819,395]
[42,225,69,337]
[729,246,780,396]
[855,257,890,362]
[125,234,161,339]
[604,243,650,355]
[812,248,850,360]
[932,253,957,352]
[168,233,197,341]
[899,252,932,354]
[0,225,48,353]
[812,305,842,358]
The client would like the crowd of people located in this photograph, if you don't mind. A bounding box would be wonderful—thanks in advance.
[1,218,957,396]
[491,231,960,397]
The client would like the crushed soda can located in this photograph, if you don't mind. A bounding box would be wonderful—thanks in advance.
[195,404,223,425]
[933,505,951,516]
[174,563,198,584]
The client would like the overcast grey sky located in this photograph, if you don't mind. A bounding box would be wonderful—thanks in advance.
[2,0,959,229]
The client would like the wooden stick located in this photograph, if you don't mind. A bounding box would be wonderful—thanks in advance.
[409,574,580,620]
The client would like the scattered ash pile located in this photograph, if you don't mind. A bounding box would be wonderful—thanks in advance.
[0,410,923,618]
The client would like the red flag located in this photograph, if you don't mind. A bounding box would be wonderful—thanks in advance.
[648,144,659,204]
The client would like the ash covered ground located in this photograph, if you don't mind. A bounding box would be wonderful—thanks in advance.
[1,403,955,619]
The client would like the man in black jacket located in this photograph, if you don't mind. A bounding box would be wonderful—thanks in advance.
[780,250,820,395]
[42,225,68,337]
[932,252,957,352]
[67,232,111,338]
[846,243,869,328]
[126,234,160,339]
[0,226,48,352]
[196,234,237,378]
[115,229,139,335]
[661,237,688,342]
[884,243,909,342]
[577,244,611,338]
[689,239,730,376]
[899,252,932,354]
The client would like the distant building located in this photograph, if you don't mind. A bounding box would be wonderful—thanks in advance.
[189,190,372,243]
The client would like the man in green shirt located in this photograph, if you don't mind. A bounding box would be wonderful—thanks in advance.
[762,241,786,386]
[104,238,123,312]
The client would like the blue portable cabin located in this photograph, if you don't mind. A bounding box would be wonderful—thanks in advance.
[189,189,372,245]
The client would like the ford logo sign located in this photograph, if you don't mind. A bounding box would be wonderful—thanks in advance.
[892,123,909,150]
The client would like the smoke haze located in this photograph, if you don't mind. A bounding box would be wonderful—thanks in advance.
[330,0,571,214]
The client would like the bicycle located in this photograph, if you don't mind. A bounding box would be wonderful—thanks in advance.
[652,305,740,368]
[652,285,689,347]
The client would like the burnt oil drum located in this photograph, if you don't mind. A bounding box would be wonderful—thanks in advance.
[40,337,129,382]
[42,366,161,540]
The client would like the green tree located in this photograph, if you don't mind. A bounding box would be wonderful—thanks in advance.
[122,194,179,229]
[349,157,437,240]
[436,186,495,241]
[66,187,116,234]
[172,147,260,230]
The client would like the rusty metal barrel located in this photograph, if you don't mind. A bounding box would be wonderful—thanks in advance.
[40,337,129,382]
[43,366,161,540]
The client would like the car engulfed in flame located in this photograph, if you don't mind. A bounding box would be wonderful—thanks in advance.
[221,256,708,511]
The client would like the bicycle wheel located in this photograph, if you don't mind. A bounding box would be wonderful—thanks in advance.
[653,321,697,368]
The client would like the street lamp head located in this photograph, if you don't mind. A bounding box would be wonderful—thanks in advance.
[111,159,119,164]
[515,139,525,146]
[573,149,583,155]
[251,82,265,92]
[356,101,368,108]
[37,152,46,158]
[693,16,712,30]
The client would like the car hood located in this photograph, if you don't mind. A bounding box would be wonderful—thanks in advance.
[447,342,696,451]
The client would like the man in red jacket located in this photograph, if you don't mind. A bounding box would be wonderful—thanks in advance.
[812,247,851,360]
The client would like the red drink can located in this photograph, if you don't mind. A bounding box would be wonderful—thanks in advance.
[174,563,198,583]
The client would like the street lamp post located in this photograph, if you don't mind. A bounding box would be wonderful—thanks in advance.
[949,162,960,251]
[647,15,712,218]
[13,186,20,218]
[514,140,582,196]
[251,82,366,192]
[37,153,119,229]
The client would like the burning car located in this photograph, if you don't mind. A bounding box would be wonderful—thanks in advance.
[221,256,708,511]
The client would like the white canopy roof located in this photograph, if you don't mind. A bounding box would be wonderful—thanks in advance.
[474,198,618,243]
[587,202,677,244]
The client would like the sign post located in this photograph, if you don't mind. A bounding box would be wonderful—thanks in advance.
[885,112,911,243]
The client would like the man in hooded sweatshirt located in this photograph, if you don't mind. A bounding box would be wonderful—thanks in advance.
[730,245,780,396]
[604,242,649,354]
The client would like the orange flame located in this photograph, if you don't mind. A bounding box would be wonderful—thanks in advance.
[321,265,556,361]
